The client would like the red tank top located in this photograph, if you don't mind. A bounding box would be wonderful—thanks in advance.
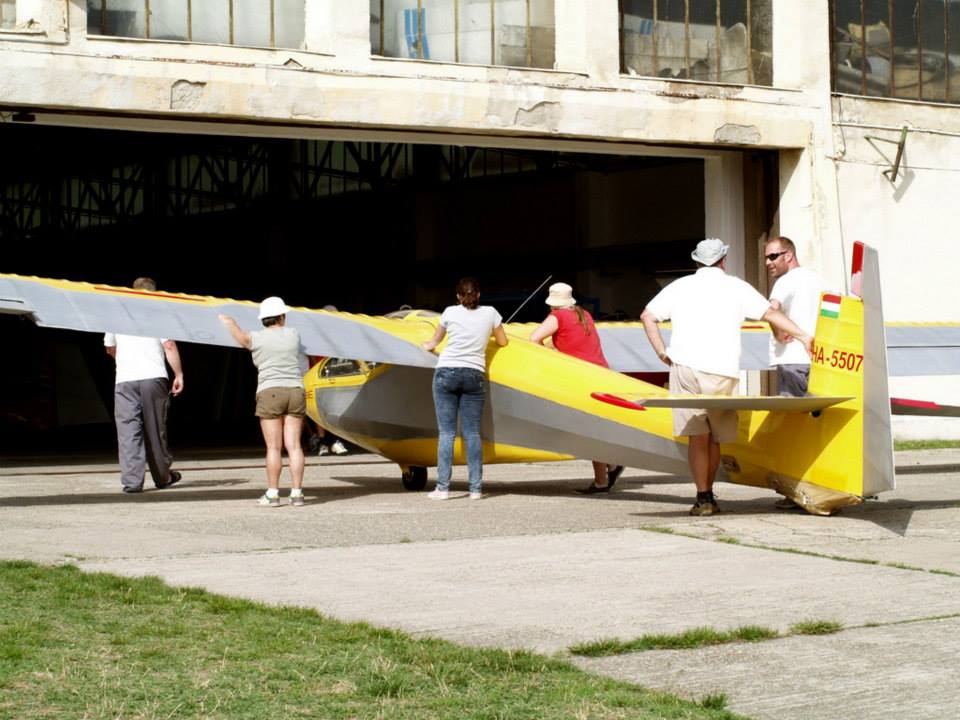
[552,308,608,368]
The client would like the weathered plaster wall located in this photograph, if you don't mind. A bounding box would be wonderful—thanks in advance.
[829,95,960,438]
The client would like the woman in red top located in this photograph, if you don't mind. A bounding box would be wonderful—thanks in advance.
[529,282,625,494]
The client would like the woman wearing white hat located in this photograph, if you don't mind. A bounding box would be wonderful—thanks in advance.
[530,283,625,494]
[219,297,308,507]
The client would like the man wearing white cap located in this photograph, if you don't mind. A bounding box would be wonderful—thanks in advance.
[220,297,308,507]
[640,238,813,516]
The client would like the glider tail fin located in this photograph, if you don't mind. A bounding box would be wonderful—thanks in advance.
[807,242,894,498]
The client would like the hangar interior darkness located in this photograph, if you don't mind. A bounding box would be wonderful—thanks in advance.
[0,122,772,452]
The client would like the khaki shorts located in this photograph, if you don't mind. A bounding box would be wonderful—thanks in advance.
[255,386,306,420]
[669,364,739,443]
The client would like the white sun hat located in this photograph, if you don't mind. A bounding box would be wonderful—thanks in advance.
[691,238,729,266]
[545,282,576,308]
[258,296,290,320]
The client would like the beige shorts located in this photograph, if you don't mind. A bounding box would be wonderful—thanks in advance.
[669,364,739,443]
[255,386,306,420]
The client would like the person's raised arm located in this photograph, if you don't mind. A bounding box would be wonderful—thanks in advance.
[640,308,671,367]
[529,314,558,345]
[493,324,508,347]
[218,314,253,350]
[421,324,446,353]
[162,340,184,396]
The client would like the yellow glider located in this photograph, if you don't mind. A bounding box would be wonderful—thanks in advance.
[0,242,937,514]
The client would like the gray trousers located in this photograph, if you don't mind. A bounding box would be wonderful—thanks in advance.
[777,364,810,398]
[115,377,172,490]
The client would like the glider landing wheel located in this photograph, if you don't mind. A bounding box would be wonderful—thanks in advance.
[401,466,428,491]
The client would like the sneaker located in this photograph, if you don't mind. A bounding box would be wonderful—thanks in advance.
[156,470,182,490]
[775,497,800,510]
[469,492,483,500]
[427,489,449,500]
[606,465,625,489]
[689,499,719,516]
[330,440,348,455]
[317,444,330,456]
[122,486,143,494]
[289,493,305,507]
[258,493,281,507]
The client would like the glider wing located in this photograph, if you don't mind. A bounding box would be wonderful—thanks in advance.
[0,274,439,369]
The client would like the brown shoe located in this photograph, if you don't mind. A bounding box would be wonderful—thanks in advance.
[689,499,719,516]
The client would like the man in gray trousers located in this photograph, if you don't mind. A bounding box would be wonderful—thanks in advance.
[104,277,185,494]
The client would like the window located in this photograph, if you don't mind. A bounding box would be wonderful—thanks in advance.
[86,0,305,49]
[370,0,556,69]
[619,0,773,85]
[1,0,15,29]
[831,0,960,105]
[321,358,366,378]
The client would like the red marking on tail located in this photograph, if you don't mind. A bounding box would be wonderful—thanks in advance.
[591,393,646,411]
[850,241,865,298]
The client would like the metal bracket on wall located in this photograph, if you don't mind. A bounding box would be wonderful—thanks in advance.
[864,126,909,184]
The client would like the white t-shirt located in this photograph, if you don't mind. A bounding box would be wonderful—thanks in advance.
[103,333,169,384]
[436,305,503,372]
[249,326,307,394]
[769,266,828,366]
[646,267,771,378]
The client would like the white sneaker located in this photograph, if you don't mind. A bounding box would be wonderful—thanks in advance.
[469,492,483,501]
[258,493,280,507]
[330,440,348,455]
[427,489,449,500]
[317,445,330,456]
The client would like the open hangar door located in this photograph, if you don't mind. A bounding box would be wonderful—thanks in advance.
[0,121,776,452]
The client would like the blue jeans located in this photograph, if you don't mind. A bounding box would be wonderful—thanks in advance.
[432,367,486,492]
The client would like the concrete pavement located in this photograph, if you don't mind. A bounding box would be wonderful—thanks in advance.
[1,449,959,719]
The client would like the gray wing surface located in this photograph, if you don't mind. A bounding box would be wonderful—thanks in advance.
[885,326,960,376]
[598,323,960,376]
[0,276,438,369]
[597,326,771,373]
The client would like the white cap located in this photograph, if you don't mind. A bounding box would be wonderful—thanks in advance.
[258,296,290,320]
[545,282,576,308]
[691,238,729,266]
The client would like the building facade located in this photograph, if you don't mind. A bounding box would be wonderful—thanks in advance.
[1,1,958,439]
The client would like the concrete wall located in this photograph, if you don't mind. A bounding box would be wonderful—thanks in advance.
[2,0,959,436]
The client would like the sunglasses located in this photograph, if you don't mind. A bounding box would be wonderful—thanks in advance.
[764,251,788,261]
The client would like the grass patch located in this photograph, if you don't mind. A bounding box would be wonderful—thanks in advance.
[894,439,960,451]
[0,561,749,720]
[701,693,728,711]
[570,626,777,658]
[789,620,843,636]
[638,525,675,535]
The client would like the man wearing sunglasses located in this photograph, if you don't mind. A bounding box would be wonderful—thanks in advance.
[765,236,827,398]
[764,237,828,510]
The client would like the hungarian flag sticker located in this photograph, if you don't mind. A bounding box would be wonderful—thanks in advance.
[820,294,842,319]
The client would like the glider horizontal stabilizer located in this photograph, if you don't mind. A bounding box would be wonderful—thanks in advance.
[591,392,853,413]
